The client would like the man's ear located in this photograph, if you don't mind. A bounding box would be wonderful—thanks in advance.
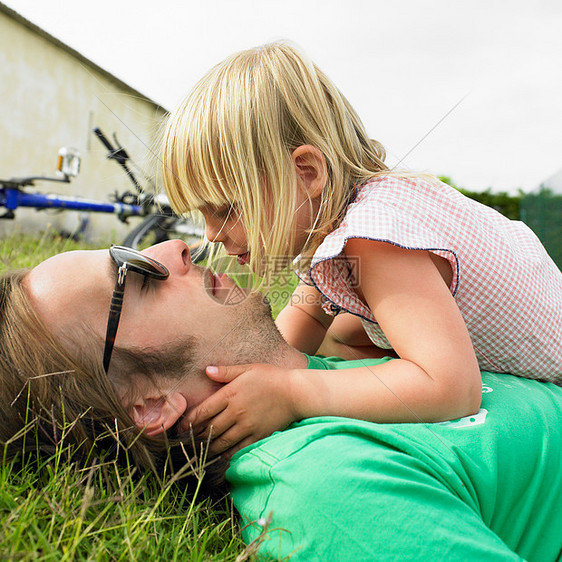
[129,392,187,437]
[291,145,327,199]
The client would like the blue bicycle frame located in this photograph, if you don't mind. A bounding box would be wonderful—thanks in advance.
[0,130,206,256]
[1,130,148,221]
[0,180,143,219]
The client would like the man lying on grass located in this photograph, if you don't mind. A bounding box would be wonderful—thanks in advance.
[1,240,561,560]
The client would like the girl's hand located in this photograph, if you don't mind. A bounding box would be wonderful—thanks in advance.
[181,364,299,458]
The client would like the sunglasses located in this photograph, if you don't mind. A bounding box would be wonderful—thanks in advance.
[102,246,169,373]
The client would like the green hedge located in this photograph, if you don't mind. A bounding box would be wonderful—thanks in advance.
[520,188,562,269]
[438,176,522,220]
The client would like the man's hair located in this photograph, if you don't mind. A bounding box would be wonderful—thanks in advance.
[0,269,227,496]
[161,41,390,274]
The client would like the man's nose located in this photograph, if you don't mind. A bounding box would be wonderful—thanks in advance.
[141,239,192,273]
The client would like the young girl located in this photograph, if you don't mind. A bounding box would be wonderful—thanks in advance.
[162,42,562,457]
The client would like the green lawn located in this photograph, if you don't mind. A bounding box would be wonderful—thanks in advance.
[0,232,280,561]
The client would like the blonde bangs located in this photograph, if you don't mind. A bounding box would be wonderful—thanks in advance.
[161,41,428,279]
[162,91,237,214]
[162,47,303,274]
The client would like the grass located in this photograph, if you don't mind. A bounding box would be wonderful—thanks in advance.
[0,230,100,270]
[0,452,246,560]
[0,231,269,561]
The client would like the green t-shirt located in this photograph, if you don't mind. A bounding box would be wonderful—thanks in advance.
[227,356,562,561]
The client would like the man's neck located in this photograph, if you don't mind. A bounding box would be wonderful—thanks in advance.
[266,342,309,370]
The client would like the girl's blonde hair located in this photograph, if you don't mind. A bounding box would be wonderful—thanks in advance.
[162,41,389,274]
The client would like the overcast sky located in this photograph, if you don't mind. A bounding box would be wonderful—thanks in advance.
[5,0,562,193]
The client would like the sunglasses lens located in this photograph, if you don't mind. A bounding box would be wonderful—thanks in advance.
[127,257,165,274]
[110,246,169,278]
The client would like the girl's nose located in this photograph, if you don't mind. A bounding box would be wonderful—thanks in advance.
[141,239,191,274]
[205,218,227,244]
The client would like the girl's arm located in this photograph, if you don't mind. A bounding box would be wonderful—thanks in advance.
[317,313,398,360]
[299,237,481,422]
[275,282,333,354]
[185,240,481,456]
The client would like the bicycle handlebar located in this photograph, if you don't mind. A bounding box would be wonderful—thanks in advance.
[93,127,132,167]
[93,127,142,193]
[1,128,168,224]
[92,127,115,153]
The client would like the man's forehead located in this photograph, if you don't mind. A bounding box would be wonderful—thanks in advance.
[26,249,113,334]
[29,249,109,290]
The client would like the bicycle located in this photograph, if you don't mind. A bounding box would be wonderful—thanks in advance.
[0,129,207,260]
[92,128,207,257]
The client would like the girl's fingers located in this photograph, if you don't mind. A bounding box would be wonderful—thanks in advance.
[199,409,237,444]
[185,392,229,427]
[205,364,254,382]
[208,423,251,456]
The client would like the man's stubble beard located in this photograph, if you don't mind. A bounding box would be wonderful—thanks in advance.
[205,291,291,368]
[139,291,292,387]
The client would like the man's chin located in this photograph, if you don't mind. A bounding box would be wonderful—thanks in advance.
[256,292,273,317]
[223,291,286,365]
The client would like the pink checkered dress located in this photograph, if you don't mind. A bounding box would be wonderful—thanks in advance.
[299,176,562,383]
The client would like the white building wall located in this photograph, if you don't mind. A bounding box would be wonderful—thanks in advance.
[0,5,167,243]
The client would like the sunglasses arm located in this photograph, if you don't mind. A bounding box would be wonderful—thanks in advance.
[102,266,127,373]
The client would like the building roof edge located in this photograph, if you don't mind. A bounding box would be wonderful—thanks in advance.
[0,1,168,113]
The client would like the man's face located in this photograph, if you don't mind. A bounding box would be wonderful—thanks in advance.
[25,240,272,411]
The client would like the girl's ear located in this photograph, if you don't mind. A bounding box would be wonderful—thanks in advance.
[129,392,187,437]
[291,145,327,199]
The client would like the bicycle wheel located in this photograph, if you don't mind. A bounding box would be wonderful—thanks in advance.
[123,214,208,262]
